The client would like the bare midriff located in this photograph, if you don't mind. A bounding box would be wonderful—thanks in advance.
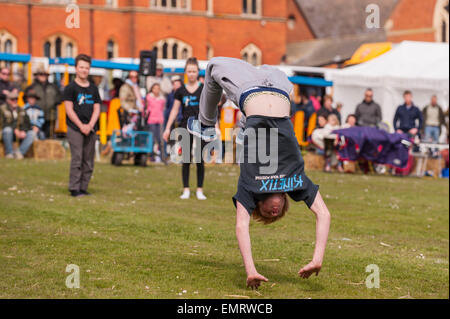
[243,93,290,118]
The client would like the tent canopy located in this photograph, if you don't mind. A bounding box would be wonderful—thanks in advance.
[331,41,449,134]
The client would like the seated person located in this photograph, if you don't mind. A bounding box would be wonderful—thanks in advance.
[23,89,45,140]
[0,91,36,159]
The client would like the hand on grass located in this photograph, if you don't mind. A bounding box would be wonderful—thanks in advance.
[246,273,268,290]
[298,261,321,279]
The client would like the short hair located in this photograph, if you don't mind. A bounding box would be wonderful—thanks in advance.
[366,88,373,92]
[252,193,289,225]
[184,57,199,71]
[324,94,333,102]
[75,54,92,67]
[403,90,412,96]
[346,114,357,122]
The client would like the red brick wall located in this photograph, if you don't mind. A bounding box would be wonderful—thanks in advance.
[387,0,437,42]
[0,0,310,64]
[286,0,314,43]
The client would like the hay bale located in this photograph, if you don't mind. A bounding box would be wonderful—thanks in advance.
[425,157,444,177]
[32,140,66,160]
[304,152,325,171]
[343,160,356,173]
[0,143,4,158]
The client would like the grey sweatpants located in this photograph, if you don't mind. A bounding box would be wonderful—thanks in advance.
[199,57,293,126]
[67,126,96,192]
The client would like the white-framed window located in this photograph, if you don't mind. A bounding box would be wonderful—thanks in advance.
[43,34,77,58]
[287,14,296,30]
[150,0,191,11]
[40,0,77,4]
[242,0,261,16]
[0,30,17,54]
[241,43,262,66]
[107,39,119,59]
[152,38,192,59]
[434,0,449,43]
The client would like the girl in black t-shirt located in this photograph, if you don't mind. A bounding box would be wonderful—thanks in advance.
[163,58,207,200]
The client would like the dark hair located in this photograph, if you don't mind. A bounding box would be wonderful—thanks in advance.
[366,88,373,92]
[75,54,92,67]
[346,114,357,123]
[184,57,199,71]
[403,90,412,96]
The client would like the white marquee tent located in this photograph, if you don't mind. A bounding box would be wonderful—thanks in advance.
[330,41,449,135]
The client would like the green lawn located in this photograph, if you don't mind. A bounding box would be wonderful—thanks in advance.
[0,158,448,299]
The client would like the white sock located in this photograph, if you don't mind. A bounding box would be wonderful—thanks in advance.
[196,190,207,200]
[180,189,190,199]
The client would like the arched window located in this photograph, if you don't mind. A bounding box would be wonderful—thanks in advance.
[162,42,168,58]
[287,15,296,30]
[240,43,262,66]
[42,34,77,58]
[181,48,189,59]
[55,37,62,58]
[4,39,12,53]
[44,41,51,58]
[65,42,73,58]
[434,0,449,43]
[0,30,17,54]
[172,43,178,59]
[152,38,193,60]
[107,40,115,59]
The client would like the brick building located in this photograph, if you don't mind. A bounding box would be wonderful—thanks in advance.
[0,0,448,66]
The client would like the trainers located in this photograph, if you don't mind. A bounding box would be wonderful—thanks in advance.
[180,189,190,199]
[14,151,23,160]
[187,117,216,142]
[70,190,85,197]
[5,153,14,159]
[196,190,207,200]
[235,128,245,145]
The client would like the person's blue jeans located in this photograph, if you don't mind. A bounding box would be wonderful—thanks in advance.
[2,127,36,156]
[425,126,440,143]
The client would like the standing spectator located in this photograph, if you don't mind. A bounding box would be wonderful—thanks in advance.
[0,67,14,105]
[393,90,423,136]
[163,75,183,159]
[422,95,446,143]
[162,57,207,200]
[63,54,101,197]
[25,66,62,139]
[23,89,45,140]
[146,63,172,98]
[317,95,340,123]
[308,89,321,112]
[355,88,382,127]
[109,78,124,99]
[146,83,166,163]
[119,70,143,112]
[0,91,35,159]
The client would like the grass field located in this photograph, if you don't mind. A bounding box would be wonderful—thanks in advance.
[0,158,448,299]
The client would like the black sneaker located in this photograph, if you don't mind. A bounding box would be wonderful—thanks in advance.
[70,190,85,197]
[80,190,91,196]
[187,116,216,142]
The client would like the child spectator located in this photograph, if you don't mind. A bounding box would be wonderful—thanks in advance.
[146,83,166,163]
[23,89,45,140]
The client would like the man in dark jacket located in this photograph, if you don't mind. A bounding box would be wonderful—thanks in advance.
[393,90,423,137]
[0,91,35,159]
[355,88,382,127]
[25,66,62,138]
[422,95,446,143]
[0,67,14,105]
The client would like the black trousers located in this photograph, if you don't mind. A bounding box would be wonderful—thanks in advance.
[182,134,205,188]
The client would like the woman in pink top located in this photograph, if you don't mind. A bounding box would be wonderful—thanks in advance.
[146,83,166,162]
